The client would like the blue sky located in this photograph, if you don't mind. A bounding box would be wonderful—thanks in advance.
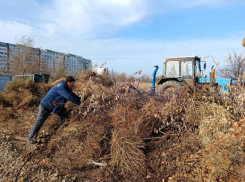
[0,0,244,76]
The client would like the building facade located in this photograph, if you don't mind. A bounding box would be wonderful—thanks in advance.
[0,41,92,74]
[0,42,8,71]
[40,49,64,70]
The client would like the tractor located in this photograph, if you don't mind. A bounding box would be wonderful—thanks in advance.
[148,56,231,94]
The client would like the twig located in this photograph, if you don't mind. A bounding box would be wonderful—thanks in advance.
[207,169,213,182]
[15,149,35,182]
[143,134,177,140]
[87,160,107,167]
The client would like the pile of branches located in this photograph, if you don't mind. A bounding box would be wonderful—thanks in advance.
[1,70,245,181]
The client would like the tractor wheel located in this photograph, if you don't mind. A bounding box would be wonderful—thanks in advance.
[157,81,183,96]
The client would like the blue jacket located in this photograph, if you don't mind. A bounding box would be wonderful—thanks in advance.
[40,81,81,114]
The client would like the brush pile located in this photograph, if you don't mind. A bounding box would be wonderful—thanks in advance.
[0,69,245,181]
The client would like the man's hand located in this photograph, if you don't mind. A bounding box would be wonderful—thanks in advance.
[80,100,90,107]
[84,100,90,105]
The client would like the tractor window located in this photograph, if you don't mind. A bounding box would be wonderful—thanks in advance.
[181,61,192,77]
[195,60,200,77]
[166,61,179,77]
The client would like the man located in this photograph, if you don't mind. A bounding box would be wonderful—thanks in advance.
[27,76,81,144]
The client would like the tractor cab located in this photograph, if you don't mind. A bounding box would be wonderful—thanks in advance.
[157,56,231,94]
[159,56,205,86]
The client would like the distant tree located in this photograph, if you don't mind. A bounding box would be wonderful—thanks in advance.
[216,52,245,81]
[49,67,67,82]
[39,57,50,75]
[8,36,48,75]
[108,70,149,84]
[140,75,151,83]
[49,57,67,81]
[109,71,127,83]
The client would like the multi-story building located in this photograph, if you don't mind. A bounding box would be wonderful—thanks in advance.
[0,41,92,74]
[77,56,84,72]
[0,42,8,71]
[54,52,65,71]
[65,53,77,74]
[64,54,90,74]
[8,43,18,60]
[9,44,39,61]
[40,49,48,66]
[40,49,64,70]
[85,59,92,70]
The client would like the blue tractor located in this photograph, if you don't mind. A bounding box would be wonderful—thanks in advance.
[148,56,231,94]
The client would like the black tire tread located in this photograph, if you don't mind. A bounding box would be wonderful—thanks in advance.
[157,81,183,94]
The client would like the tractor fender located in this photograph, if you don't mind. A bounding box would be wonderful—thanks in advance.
[158,78,185,85]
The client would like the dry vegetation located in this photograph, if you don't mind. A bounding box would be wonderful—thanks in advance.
[1,69,245,181]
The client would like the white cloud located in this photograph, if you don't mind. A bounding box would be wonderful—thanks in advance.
[40,0,148,37]
[0,21,34,43]
[36,0,245,38]
[1,0,244,38]
[0,0,244,76]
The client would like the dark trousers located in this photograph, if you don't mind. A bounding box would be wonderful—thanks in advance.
[27,105,69,143]
[27,105,51,143]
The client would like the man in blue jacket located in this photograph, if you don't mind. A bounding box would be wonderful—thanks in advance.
[27,76,81,144]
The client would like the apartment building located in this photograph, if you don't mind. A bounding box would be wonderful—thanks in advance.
[40,49,64,70]
[0,41,92,74]
[0,42,8,71]
[85,59,92,70]
[77,56,84,72]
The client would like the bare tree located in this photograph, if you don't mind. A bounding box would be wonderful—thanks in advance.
[8,36,48,75]
[108,71,127,82]
[39,57,50,75]
[217,52,245,81]
[49,57,67,81]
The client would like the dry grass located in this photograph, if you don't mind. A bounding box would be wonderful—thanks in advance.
[1,69,245,181]
[110,128,146,179]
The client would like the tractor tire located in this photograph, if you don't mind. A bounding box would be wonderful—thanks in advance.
[157,81,183,95]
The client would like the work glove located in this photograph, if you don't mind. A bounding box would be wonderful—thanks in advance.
[81,100,90,106]
[84,100,90,105]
